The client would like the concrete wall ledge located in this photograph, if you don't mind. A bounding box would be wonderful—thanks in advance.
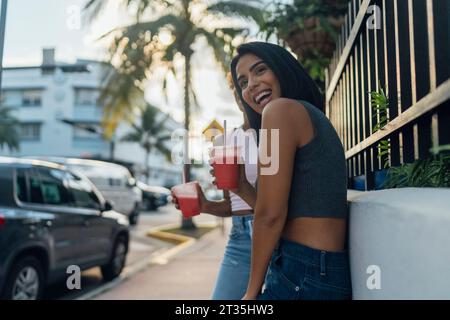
[347,188,450,300]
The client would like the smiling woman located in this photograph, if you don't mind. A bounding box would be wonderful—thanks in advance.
[236,55,281,114]
[229,42,351,301]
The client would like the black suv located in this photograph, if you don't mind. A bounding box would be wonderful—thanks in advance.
[0,157,130,300]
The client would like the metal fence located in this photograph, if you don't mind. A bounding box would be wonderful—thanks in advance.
[325,0,450,190]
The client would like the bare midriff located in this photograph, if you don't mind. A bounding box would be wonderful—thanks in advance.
[282,216,347,253]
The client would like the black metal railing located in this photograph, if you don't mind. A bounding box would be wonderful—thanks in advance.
[325,0,450,190]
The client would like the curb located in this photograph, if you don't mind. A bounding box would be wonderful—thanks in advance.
[145,222,219,264]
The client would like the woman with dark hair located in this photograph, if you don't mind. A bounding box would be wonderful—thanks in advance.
[172,73,258,299]
[226,41,351,300]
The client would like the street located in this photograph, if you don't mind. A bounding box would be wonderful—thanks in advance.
[43,205,221,300]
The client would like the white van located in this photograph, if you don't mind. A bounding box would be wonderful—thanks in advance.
[25,157,143,225]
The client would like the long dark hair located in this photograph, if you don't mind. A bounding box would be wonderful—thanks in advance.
[230,42,324,139]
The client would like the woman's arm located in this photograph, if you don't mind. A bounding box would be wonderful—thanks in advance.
[244,99,304,299]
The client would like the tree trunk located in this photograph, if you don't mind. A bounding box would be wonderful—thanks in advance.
[181,52,196,230]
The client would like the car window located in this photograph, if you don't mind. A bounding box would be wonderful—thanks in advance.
[15,168,28,202]
[28,169,44,204]
[35,168,71,206]
[66,173,102,210]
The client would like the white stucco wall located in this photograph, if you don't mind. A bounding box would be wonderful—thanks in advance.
[348,188,450,299]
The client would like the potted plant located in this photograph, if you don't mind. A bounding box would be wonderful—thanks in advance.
[261,0,349,87]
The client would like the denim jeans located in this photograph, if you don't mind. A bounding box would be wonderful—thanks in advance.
[212,215,253,300]
[258,238,352,300]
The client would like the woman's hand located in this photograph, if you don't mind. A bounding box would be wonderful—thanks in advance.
[171,191,180,210]
[171,183,210,213]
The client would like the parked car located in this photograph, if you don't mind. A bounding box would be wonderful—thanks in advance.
[0,157,130,300]
[136,182,171,211]
[25,157,143,225]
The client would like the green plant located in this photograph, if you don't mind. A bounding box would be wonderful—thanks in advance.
[259,0,348,85]
[370,85,450,188]
[370,86,450,188]
[370,85,390,169]
[261,0,347,41]
[382,154,450,188]
[371,86,389,133]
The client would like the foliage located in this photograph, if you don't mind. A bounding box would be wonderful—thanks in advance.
[261,0,347,41]
[258,0,348,84]
[382,154,450,188]
[85,0,264,137]
[369,86,450,189]
[370,85,390,169]
[0,107,20,152]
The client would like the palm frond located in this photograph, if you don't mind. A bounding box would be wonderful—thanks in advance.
[197,28,230,74]
[120,131,142,143]
[206,0,266,26]
[83,0,111,24]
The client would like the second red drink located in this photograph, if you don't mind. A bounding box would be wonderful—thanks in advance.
[212,146,240,190]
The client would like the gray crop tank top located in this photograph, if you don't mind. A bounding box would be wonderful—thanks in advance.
[287,100,348,219]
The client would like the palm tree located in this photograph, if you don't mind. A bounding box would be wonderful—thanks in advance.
[0,107,19,153]
[85,0,264,229]
[121,103,172,183]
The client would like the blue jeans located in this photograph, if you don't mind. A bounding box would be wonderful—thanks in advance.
[258,238,352,300]
[212,215,253,300]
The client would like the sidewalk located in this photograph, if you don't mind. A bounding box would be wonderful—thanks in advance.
[94,219,231,300]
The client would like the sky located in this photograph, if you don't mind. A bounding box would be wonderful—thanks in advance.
[1,0,261,134]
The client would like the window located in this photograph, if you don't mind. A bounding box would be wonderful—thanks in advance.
[22,90,42,106]
[20,123,41,140]
[66,173,101,210]
[27,168,71,206]
[74,88,99,106]
[15,168,28,202]
[28,170,44,204]
[37,169,71,206]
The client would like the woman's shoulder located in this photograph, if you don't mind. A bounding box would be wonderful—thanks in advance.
[262,98,309,125]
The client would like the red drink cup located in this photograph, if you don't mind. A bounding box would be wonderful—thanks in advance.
[171,182,200,218]
[211,146,241,190]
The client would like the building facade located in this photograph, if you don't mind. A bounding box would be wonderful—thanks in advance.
[1,48,183,187]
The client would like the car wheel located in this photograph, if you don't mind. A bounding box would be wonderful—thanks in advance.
[1,256,45,300]
[101,236,128,281]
